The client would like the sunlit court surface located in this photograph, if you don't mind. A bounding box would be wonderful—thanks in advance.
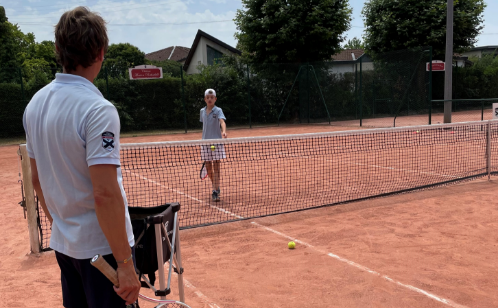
[2,123,498,307]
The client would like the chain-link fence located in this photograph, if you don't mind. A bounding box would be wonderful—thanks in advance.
[0,46,437,138]
[430,99,498,124]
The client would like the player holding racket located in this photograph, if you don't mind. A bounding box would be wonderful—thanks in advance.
[22,7,140,307]
[200,89,227,201]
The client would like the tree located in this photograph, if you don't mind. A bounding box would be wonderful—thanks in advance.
[0,6,21,82]
[234,0,352,64]
[102,43,146,78]
[146,59,182,78]
[344,37,364,49]
[362,0,486,58]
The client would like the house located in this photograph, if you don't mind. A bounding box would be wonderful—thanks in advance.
[453,54,473,68]
[145,46,190,64]
[330,49,374,74]
[462,46,498,59]
[183,30,241,74]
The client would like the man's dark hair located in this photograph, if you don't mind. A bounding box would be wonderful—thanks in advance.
[55,7,108,72]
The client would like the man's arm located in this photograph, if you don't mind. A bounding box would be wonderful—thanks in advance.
[29,158,53,224]
[220,118,227,138]
[89,164,140,305]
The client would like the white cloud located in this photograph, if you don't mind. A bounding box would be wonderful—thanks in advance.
[10,0,238,53]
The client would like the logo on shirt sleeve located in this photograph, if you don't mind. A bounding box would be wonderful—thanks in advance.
[102,131,115,152]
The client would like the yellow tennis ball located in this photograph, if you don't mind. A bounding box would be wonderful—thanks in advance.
[288,241,296,249]
[210,145,215,151]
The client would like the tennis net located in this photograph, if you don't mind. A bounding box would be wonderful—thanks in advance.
[33,120,498,249]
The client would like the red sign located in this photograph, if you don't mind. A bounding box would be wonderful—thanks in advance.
[426,61,445,71]
[128,65,163,80]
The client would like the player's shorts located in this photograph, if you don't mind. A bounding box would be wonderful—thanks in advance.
[201,144,226,161]
[55,247,137,308]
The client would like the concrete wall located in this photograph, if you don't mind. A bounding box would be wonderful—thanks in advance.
[186,36,238,74]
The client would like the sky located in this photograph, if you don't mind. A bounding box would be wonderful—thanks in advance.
[3,0,498,54]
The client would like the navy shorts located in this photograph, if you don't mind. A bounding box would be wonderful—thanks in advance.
[55,248,138,308]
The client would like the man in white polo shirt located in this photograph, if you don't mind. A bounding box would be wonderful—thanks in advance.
[22,7,140,308]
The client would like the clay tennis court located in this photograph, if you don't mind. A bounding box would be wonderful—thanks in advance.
[1,122,498,307]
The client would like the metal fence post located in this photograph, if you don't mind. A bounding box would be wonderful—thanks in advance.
[428,47,433,125]
[360,57,363,127]
[105,66,109,100]
[307,63,310,124]
[355,62,358,119]
[487,120,491,180]
[18,67,25,104]
[247,64,251,128]
[181,66,187,133]
[482,99,485,121]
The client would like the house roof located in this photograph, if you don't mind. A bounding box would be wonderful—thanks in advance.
[467,45,498,52]
[145,46,190,62]
[183,29,242,71]
[332,49,365,61]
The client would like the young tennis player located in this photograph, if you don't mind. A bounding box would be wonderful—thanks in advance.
[200,89,227,201]
[22,7,140,308]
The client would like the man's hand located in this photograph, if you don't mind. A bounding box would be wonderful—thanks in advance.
[222,132,227,138]
[114,262,141,305]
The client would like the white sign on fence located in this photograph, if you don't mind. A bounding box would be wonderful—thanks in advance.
[493,103,498,119]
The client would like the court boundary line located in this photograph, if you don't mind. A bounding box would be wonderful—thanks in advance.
[125,170,469,308]
[252,222,469,308]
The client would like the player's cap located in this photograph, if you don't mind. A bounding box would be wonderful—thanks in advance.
[205,89,216,97]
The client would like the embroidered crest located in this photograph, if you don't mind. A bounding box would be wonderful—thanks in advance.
[102,131,115,152]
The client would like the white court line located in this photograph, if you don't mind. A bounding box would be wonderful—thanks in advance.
[252,222,469,308]
[183,279,221,308]
[125,170,468,308]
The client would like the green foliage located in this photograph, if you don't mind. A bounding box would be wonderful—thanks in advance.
[234,0,352,64]
[344,37,364,50]
[0,82,24,137]
[147,59,182,78]
[102,43,146,78]
[432,54,498,99]
[362,0,486,58]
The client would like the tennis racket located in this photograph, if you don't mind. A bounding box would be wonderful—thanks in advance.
[91,254,191,308]
[200,162,208,180]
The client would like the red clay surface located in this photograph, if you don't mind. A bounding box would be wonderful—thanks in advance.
[2,123,498,307]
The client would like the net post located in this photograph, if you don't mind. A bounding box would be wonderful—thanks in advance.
[181,66,187,133]
[19,145,40,254]
[487,121,491,180]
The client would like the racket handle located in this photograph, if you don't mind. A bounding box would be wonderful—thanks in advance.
[91,254,119,287]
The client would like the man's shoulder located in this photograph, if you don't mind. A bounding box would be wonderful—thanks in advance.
[200,107,206,111]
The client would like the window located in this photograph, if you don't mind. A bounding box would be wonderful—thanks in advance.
[207,45,224,65]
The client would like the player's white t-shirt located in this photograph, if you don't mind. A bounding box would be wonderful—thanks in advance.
[23,73,134,259]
